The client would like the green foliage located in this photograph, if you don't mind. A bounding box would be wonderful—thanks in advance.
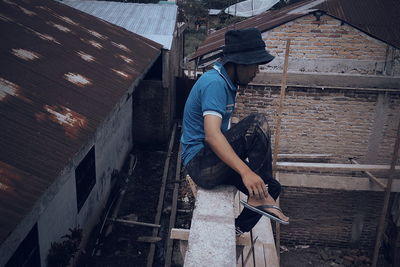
[179,0,208,23]
[184,29,207,57]
[212,12,246,30]
[47,228,83,267]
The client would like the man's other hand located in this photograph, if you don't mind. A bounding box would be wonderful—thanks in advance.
[242,170,268,200]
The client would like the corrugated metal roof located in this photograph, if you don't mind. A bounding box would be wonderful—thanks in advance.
[192,0,400,61]
[0,0,161,246]
[61,0,178,50]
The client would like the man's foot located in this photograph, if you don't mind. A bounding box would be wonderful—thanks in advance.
[246,195,289,224]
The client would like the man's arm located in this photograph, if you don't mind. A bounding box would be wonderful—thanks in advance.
[204,115,268,200]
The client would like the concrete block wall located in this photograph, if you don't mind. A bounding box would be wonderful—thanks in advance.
[233,85,399,248]
[279,186,386,248]
[261,14,399,76]
[234,85,400,165]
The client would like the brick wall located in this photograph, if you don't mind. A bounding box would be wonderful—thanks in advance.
[233,85,400,247]
[233,86,400,165]
[261,14,400,75]
[279,186,388,248]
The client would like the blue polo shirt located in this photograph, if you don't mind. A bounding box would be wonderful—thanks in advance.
[180,62,237,166]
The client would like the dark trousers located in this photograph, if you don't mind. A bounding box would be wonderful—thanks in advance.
[185,113,281,232]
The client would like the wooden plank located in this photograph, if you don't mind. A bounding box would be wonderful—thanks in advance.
[235,192,244,267]
[170,228,250,246]
[252,217,279,267]
[372,119,400,267]
[137,236,162,243]
[108,218,160,228]
[277,162,400,172]
[179,240,188,265]
[278,153,332,159]
[279,172,400,192]
[237,192,254,267]
[263,243,279,267]
[349,159,386,189]
[275,172,281,263]
[186,175,198,198]
[165,144,183,267]
[272,40,291,267]
[272,39,291,173]
[147,123,177,267]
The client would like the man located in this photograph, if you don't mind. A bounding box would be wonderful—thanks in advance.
[181,28,289,234]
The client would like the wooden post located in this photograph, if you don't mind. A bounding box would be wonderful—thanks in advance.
[272,39,291,261]
[147,123,177,267]
[349,158,386,190]
[165,144,183,267]
[372,119,400,267]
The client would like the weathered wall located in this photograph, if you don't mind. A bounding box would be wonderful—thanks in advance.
[261,14,400,76]
[134,27,184,145]
[133,79,169,145]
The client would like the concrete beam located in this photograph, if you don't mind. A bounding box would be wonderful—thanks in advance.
[277,162,400,172]
[279,172,400,192]
[184,185,236,267]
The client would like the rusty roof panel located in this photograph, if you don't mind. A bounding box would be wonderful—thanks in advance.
[0,0,161,245]
[316,0,400,49]
[192,0,400,60]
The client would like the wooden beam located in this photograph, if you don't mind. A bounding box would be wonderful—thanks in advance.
[349,159,386,190]
[108,218,160,228]
[137,236,162,243]
[277,162,400,172]
[165,143,183,267]
[278,153,332,159]
[272,38,291,267]
[170,228,250,246]
[147,123,177,267]
[278,172,400,192]
[373,118,400,267]
[186,175,198,198]
[272,39,291,173]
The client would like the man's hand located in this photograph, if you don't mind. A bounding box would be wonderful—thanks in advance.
[241,169,268,200]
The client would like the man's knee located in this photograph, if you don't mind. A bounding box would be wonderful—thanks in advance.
[246,113,270,133]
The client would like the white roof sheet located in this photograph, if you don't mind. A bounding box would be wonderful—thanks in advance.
[225,0,279,17]
[61,0,178,49]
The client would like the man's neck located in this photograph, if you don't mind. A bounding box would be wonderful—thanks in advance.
[224,63,237,85]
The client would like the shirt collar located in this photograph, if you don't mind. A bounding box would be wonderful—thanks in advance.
[213,62,237,91]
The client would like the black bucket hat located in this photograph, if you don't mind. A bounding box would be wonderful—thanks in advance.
[221,28,275,65]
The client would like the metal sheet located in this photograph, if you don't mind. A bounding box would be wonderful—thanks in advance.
[61,0,178,50]
[192,0,400,61]
[0,0,161,246]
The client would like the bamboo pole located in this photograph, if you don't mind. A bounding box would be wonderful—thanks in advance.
[108,218,160,228]
[349,158,386,190]
[272,39,291,262]
[147,123,177,267]
[372,118,400,267]
[164,143,183,267]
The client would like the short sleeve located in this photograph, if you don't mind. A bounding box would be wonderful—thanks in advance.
[200,80,227,117]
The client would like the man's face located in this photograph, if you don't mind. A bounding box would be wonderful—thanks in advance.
[236,64,260,86]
